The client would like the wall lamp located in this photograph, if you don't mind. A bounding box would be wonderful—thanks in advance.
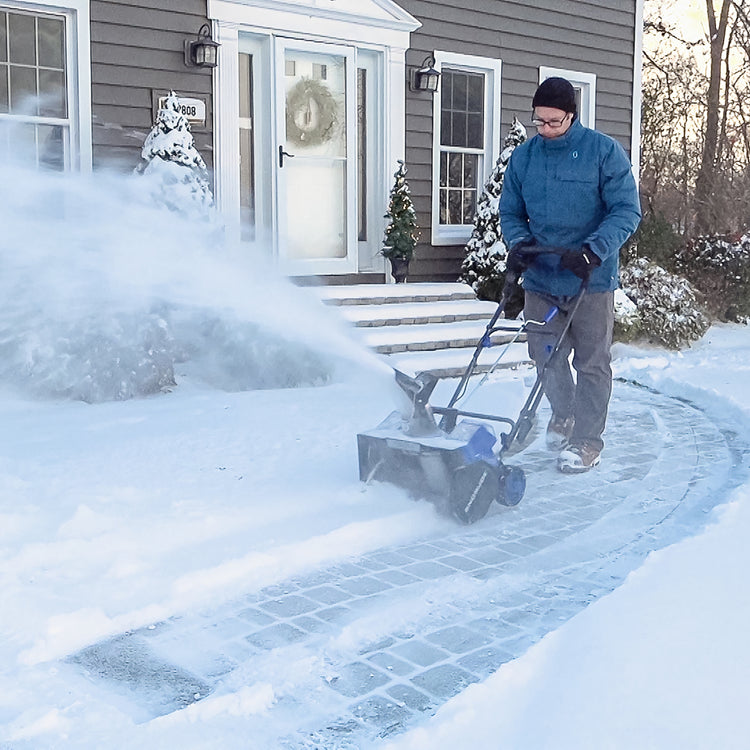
[411,55,440,93]
[184,24,220,68]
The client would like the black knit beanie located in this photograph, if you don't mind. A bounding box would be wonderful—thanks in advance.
[532,77,577,115]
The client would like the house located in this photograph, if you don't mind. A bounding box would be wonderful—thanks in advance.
[1,0,643,284]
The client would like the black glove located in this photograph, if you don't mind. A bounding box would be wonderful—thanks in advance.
[560,246,601,280]
[506,242,538,275]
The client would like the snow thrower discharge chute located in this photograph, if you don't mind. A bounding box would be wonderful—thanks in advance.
[357,250,589,524]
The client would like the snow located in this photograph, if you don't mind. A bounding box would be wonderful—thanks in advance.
[1,164,750,749]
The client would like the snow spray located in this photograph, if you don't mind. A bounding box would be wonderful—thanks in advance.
[0,159,391,401]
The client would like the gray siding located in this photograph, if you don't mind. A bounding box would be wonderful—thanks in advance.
[90,0,213,171]
[399,0,638,282]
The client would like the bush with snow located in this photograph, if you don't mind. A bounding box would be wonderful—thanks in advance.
[135,91,214,219]
[673,232,750,322]
[619,258,709,349]
[613,287,642,343]
[460,117,527,308]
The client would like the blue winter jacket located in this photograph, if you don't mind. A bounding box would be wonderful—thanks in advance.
[499,118,641,297]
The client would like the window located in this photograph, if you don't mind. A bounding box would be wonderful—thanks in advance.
[432,52,501,246]
[0,1,91,170]
[539,66,596,128]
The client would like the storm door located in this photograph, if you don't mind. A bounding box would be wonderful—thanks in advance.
[275,39,357,274]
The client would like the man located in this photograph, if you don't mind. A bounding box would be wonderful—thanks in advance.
[499,77,641,473]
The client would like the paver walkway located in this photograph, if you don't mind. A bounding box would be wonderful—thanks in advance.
[68,380,749,748]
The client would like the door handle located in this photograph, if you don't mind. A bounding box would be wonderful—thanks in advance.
[279,145,295,167]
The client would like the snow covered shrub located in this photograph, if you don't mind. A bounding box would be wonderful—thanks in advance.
[673,233,750,322]
[612,288,642,343]
[135,91,214,219]
[619,258,709,349]
[460,117,527,305]
[0,311,176,402]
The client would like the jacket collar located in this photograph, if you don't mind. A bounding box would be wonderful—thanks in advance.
[536,117,584,150]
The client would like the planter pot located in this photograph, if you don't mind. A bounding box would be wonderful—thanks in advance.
[389,257,410,283]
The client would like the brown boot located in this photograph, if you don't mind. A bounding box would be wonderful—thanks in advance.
[546,414,574,450]
[558,441,601,473]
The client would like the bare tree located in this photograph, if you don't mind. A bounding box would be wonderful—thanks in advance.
[693,0,733,234]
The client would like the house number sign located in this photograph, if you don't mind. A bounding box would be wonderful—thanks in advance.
[157,96,206,126]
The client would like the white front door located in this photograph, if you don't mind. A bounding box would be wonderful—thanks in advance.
[274,39,357,275]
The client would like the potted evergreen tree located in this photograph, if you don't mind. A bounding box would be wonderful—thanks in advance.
[381,160,419,283]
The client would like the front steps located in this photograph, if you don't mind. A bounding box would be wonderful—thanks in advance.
[318,282,530,379]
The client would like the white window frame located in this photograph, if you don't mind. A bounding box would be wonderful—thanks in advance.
[539,66,596,129]
[431,51,501,247]
[0,0,92,171]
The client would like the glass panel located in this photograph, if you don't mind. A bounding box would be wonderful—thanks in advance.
[39,68,65,117]
[284,49,346,158]
[38,123,65,170]
[439,189,447,224]
[9,13,35,65]
[0,13,7,63]
[285,159,346,259]
[37,16,64,69]
[0,65,7,112]
[10,65,37,113]
[452,111,466,147]
[12,120,36,165]
[448,190,461,224]
[468,74,484,111]
[467,113,483,149]
[448,153,462,187]
[238,52,255,241]
[463,190,476,223]
[452,72,467,110]
[357,66,367,242]
[463,153,476,187]
[440,151,447,187]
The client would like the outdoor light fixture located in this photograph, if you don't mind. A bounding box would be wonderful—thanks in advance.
[184,24,220,68]
[412,55,440,92]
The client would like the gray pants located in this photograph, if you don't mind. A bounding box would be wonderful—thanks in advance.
[524,290,614,451]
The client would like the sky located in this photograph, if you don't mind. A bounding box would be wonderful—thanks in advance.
[0,163,749,748]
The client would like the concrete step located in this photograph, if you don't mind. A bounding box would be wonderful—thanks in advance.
[361,319,523,354]
[339,299,500,328]
[388,341,532,380]
[317,282,477,306]
[317,281,529,378]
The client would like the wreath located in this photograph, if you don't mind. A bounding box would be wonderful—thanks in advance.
[285,78,339,147]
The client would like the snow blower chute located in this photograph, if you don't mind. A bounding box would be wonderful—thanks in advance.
[357,249,589,524]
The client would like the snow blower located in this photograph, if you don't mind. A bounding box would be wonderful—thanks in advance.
[357,249,589,524]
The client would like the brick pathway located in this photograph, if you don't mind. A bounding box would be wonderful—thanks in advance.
[68,380,749,747]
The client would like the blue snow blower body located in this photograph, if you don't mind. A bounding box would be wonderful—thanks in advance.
[357,252,588,525]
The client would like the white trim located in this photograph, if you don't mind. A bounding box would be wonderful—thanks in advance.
[1,0,91,171]
[208,0,418,46]
[631,0,644,181]
[539,66,596,129]
[430,51,502,247]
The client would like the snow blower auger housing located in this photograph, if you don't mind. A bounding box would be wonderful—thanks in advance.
[357,247,589,525]
[357,370,527,524]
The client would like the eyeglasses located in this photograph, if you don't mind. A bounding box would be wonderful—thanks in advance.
[531,112,571,128]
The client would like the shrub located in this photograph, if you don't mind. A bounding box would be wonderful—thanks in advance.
[674,232,750,322]
[619,258,709,349]
[629,213,682,270]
